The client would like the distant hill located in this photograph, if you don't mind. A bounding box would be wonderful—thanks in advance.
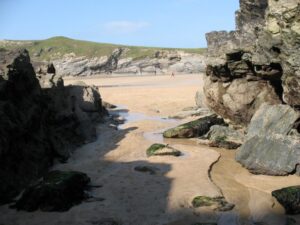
[0,36,206,61]
[0,36,207,76]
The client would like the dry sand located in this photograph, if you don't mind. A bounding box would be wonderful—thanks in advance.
[1,74,300,225]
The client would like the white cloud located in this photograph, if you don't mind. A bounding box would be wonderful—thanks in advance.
[103,21,150,34]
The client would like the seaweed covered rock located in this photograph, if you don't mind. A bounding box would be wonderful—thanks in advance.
[192,196,234,212]
[272,186,300,215]
[146,143,181,157]
[163,115,225,138]
[13,170,91,212]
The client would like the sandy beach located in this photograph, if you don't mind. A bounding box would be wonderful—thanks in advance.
[1,74,300,225]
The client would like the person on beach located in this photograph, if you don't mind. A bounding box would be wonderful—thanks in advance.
[171,72,175,77]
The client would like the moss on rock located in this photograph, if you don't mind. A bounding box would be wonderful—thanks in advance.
[272,186,300,215]
[163,115,225,138]
[146,143,181,157]
[192,196,235,212]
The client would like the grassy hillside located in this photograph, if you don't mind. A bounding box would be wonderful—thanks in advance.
[0,36,206,61]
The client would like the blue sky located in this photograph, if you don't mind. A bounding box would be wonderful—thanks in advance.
[0,0,239,48]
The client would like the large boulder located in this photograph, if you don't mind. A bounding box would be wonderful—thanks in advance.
[236,135,300,175]
[236,104,300,175]
[163,115,225,138]
[13,170,91,212]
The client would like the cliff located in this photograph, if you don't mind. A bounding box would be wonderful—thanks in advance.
[0,37,206,76]
[0,49,106,204]
[204,0,300,175]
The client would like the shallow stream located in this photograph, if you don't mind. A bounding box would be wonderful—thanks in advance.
[111,105,297,225]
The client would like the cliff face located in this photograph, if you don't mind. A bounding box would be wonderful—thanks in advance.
[52,49,206,76]
[204,0,300,125]
[204,0,300,176]
[0,49,105,204]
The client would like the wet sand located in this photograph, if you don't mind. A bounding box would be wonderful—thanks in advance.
[1,74,300,225]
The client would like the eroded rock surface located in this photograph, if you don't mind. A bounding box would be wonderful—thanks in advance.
[53,49,206,76]
[204,0,300,125]
[0,49,104,204]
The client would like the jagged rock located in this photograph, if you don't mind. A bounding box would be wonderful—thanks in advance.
[272,186,300,215]
[246,104,300,138]
[204,0,300,125]
[192,196,234,212]
[163,115,225,138]
[205,125,244,150]
[146,143,181,157]
[0,49,104,204]
[12,170,91,212]
[236,104,300,175]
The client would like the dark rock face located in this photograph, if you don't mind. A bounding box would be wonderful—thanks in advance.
[0,49,104,204]
[12,170,90,212]
[272,186,300,215]
[204,0,300,125]
[163,115,225,138]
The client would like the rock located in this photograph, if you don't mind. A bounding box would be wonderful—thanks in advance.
[236,135,300,176]
[0,49,105,204]
[204,75,281,125]
[192,196,234,212]
[195,90,207,108]
[146,143,181,157]
[272,186,300,215]
[163,115,225,138]
[12,170,91,212]
[204,0,300,125]
[169,108,212,119]
[205,125,244,149]
[103,101,117,109]
[236,104,300,175]
[246,103,300,138]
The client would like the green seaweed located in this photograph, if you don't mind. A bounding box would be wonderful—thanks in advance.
[146,143,166,156]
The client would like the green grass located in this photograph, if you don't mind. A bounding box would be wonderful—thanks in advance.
[0,36,206,61]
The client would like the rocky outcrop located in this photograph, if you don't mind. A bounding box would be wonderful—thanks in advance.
[204,0,300,125]
[204,0,300,176]
[0,49,105,204]
[53,49,206,76]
